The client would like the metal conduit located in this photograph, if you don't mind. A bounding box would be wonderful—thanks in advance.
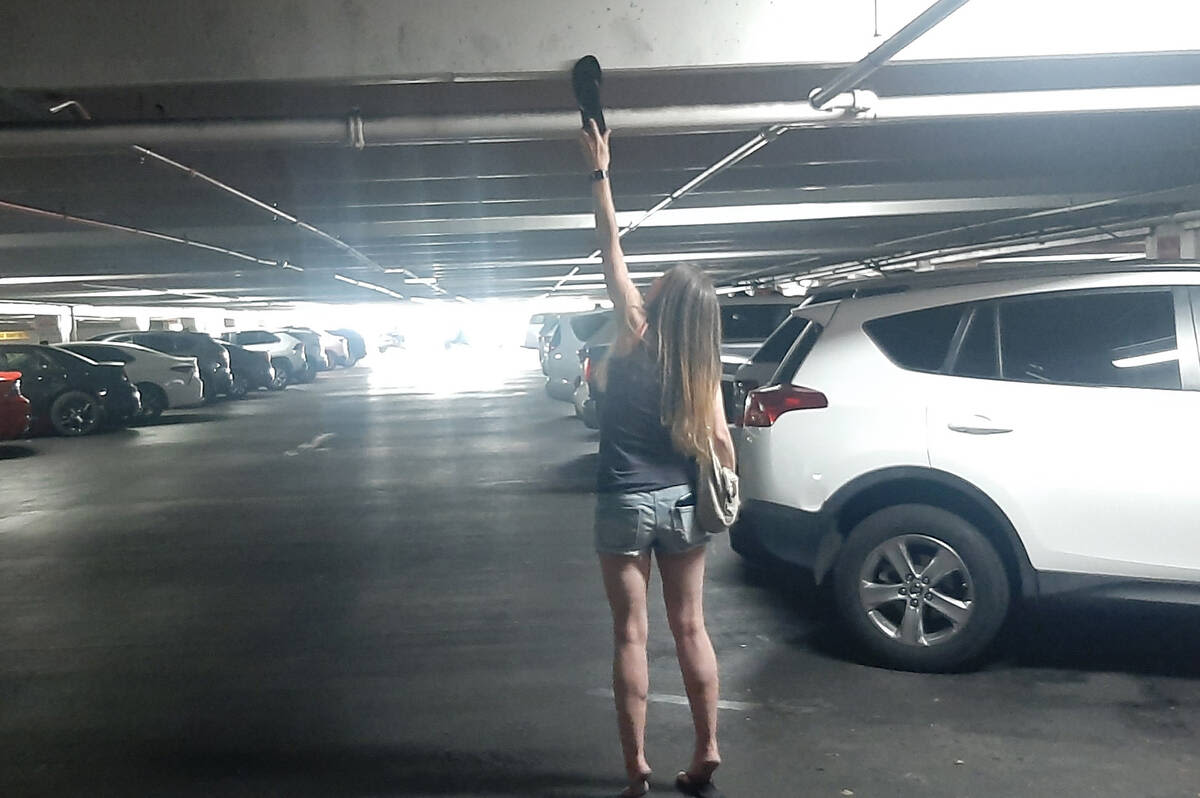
[809,0,972,110]
[0,197,305,272]
[132,145,439,295]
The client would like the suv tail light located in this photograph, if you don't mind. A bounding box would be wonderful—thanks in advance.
[583,357,593,383]
[743,384,827,427]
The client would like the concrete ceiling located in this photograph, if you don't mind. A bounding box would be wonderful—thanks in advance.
[1,3,1199,307]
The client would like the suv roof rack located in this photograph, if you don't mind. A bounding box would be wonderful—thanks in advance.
[806,259,1200,304]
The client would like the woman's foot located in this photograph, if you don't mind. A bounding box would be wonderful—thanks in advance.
[617,771,652,798]
[674,759,722,798]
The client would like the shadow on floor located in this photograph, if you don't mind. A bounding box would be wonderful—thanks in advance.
[536,452,599,494]
[135,412,229,427]
[740,559,1200,677]
[2,741,618,797]
[0,443,36,460]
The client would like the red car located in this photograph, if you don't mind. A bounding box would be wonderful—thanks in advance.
[0,371,31,440]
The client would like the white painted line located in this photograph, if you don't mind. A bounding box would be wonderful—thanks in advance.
[587,688,760,712]
[284,432,337,457]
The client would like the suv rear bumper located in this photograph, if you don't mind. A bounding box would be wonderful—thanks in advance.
[730,499,833,575]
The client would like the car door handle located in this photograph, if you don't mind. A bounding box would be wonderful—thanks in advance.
[947,416,1012,435]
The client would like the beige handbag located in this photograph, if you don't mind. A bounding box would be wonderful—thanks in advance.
[696,440,740,533]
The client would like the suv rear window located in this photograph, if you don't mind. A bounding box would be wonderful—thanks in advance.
[865,303,967,372]
[752,315,809,364]
[773,321,825,384]
[721,303,793,342]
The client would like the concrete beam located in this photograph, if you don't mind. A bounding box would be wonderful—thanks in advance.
[3,0,1198,89]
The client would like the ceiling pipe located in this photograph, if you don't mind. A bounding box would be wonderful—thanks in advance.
[0,101,865,153]
[809,0,972,110]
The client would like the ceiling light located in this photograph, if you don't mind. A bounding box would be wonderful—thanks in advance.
[983,252,1145,263]
[333,274,405,300]
[0,274,156,285]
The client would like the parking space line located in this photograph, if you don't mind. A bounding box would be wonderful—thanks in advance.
[284,432,337,457]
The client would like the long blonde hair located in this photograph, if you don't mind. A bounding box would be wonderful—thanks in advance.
[646,264,722,463]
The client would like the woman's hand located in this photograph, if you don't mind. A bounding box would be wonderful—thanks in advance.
[579,119,611,172]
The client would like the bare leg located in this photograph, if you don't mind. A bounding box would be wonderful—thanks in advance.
[599,552,654,793]
[658,546,720,780]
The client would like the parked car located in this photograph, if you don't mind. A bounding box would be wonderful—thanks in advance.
[525,313,558,349]
[221,343,275,398]
[729,312,821,424]
[545,310,611,401]
[221,330,309,387]
[0,344,141,436]
[0,371,31,440]
[288,328,350,367]
[538,317,560,373]
[328,328,367,365]
[92,331,232,401]
[716,296,797,421]
[732,263,1200,672]
[56,341,203,418]
[279,328,347,370]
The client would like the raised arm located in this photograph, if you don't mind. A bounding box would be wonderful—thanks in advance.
[580,122,645,340]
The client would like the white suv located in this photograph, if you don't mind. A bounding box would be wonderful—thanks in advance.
[221,330,310,387]
[732,264,1200,671]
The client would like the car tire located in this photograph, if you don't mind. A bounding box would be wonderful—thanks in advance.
[269,359,291,390]
[832,504,1011,672]
[137,383,167,419]
[50,390,104,437]
[228,376,249,399]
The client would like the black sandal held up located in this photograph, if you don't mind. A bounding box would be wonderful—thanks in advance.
[674,771,724,798]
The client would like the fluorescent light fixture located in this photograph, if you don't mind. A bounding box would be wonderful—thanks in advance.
[333,274,405,300]
[1112,350,1179,369]
[512,271,665,283]
[0,274,156,285]
[872,84,1200,122]
[984,253,1145,263]
[403,277,440,285]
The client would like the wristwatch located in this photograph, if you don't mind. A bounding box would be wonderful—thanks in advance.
[590,168,609,182]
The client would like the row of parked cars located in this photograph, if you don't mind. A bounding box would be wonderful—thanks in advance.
[0,326,367,439]
[534,263,1200,672]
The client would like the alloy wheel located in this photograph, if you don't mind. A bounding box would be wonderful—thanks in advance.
[58,396,99,435]
[857,533,975,647]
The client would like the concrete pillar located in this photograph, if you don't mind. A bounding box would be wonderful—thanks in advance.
[1147,224,1199,260]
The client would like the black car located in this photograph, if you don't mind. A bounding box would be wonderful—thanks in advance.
[92,331,233,401]
[0,344,141,436]
[221,343,275,398]
[328,328,366,365]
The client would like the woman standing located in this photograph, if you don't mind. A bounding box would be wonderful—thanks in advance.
[582,121,735,798]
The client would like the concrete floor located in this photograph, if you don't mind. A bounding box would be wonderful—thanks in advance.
[2,348,1199,797]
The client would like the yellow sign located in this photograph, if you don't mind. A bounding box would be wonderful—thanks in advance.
[0,331,30,341]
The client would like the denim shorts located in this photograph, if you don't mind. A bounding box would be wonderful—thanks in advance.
[594,484,711,557]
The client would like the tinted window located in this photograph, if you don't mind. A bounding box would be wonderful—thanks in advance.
[951,305,998,379]
[721,303,793,342]
[774,322,825,384]
[752,316,809,364]
[999,290,1180,390]
[133,333,177,353]
[238,331,278,345]
[570,312,610,341]
[76,344,131,363]
[0,348,41,372]
[865,304,966,372]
